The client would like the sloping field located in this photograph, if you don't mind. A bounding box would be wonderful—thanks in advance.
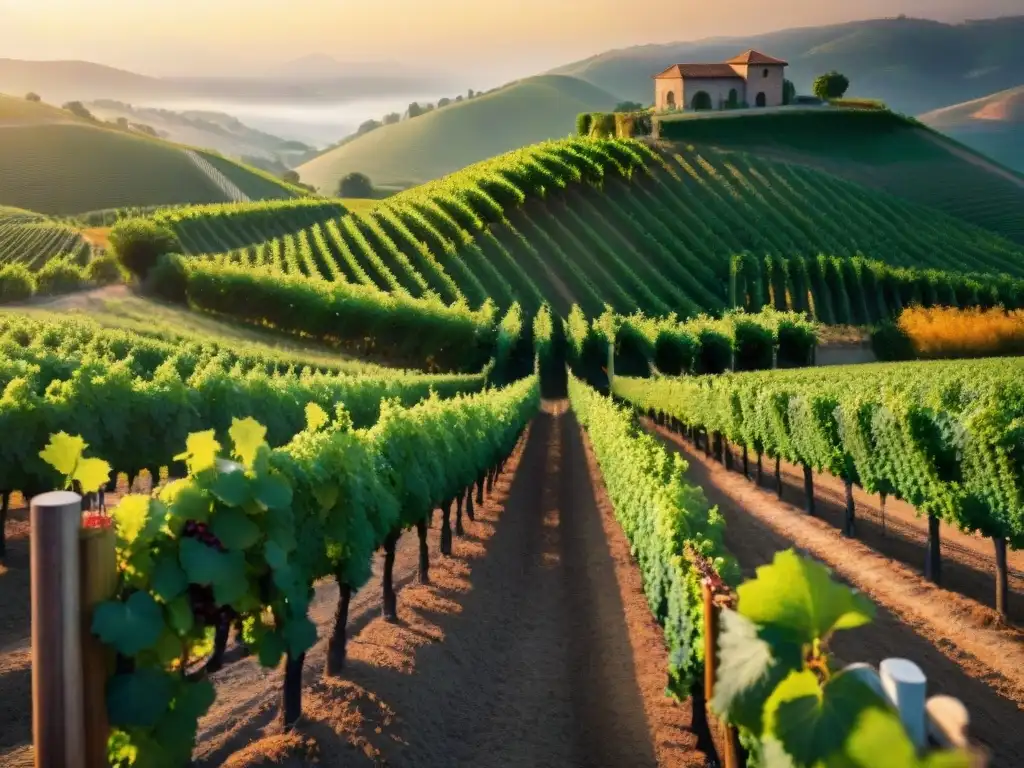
[197,151,302,201]
[296,75,620,191]
[656,108,1024,244]
[0,206,92,268]
[0,94,300,214]
[191,138,1024,319]
[919,85,1024,173]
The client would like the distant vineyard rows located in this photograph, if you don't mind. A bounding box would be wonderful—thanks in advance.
[161,137,1024,327]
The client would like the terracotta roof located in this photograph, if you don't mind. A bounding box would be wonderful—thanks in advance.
[725,49,789,66]
[653,63,743,80]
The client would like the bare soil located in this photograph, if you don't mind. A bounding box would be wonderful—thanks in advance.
[644,419,1024,766]
[1,406,712,767]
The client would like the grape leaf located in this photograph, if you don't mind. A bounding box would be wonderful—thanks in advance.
[283,615,318,656]
[210,470,251,507]
[38,432,86,476]
[212,556,250,605]
[107,669,174,728]
[265,506,297,552]
[165,595,194,635]
[264,540,288,570]
[764,669,885,766]
[74,456,112,494]
[167,482,211,525]
[176,679,216,721]
[313,482,340,512]
[178,537,227,585]
[257,628,286,668]
[211,507,261,550]
[230,417,267,470]
[174,430,221,474]
[252,473,293,511]
[151,556,187,602]
[154,630,184,666]
[711,609,802,733]
[823,706,973,768]
[92,591,165,656]
[737,549,874,645]
[114,496,163,548]
[305,402,329,432]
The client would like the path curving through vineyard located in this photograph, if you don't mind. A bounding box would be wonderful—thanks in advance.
[192,402,708,767]
[643,419,1024,767]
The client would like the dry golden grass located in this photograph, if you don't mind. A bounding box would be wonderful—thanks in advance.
[898,306,1024,358]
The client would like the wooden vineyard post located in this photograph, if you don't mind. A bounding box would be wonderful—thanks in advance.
[30,491,86,768]
[702,577,743,768]
[80,521,118,768]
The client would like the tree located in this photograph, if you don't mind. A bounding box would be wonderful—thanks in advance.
[467,89,475,99]
[455,95,463,102]
[116,117,130,129]
[62,101,95,120]
[614,101,644,113]
[383,112,401,125]
[282,170,301,185]
[812,71,850,100]
[783,79,796,105]
[108,219,182,280]
[25,92,41,102]
[357,119,382,134]
[338,172,373,198]
[406,102,424,119]
[438,97,451,108]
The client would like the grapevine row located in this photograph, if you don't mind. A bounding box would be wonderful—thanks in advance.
[78,376,539,766]
[612,358,1024,614]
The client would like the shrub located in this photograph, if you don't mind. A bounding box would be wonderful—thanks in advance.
[0,263,37,303]
[108,218,183,279]
[614,101,644,113]
[62,100,95,120]
[576,113,593,136]
[36,256,88,296]
[338,172,374,198]
[25,92,41,102]
[870,322,914,361]
[783,79,796,105]
[85,253,127,285]
[145,253,189,304]
[813,71,850,100]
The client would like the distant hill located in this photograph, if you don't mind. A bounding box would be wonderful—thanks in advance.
[85,100,313,164]
[918,86,1024,172]
[0,93,299,214]
[297,75,620,192]
[551,16,1024,116]
[0,58,452,104]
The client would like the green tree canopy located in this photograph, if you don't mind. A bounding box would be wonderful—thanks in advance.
[783,79,797,105]
[812,71,850,100]
[338,172,373,198]
[614,101,644,113]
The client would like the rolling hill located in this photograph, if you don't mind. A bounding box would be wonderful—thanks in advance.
[296,75,620,192]
[651,107,1024,244]
[186,134,1024,324]
[551,15,1024,116]
[0,93,299,214]
[0,206,93,269]
[918,86,1024,172]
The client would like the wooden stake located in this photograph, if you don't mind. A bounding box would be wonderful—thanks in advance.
[31,491,86,768]
[80,526,117,768]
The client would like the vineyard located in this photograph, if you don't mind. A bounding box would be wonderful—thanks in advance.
[612,357,1024,618]
[163,138,1024,331]
[4,102,1024,768]
[0,207,93,269]
[656,108,1024,244]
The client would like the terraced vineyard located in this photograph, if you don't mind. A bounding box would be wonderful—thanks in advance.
[0,206,93,268]
[656,108,1024,244]
[179,137,1024,323]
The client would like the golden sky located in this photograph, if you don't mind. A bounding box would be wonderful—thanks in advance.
[0,0,1018,79]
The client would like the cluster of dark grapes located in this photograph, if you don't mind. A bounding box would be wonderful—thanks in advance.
[182,519,233,626]
[181,520,226,552]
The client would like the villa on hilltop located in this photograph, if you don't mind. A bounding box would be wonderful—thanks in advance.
[654,50,788,111]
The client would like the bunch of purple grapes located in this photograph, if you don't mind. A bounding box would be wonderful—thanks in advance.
[182,519,232,626]
[181,520,226,552]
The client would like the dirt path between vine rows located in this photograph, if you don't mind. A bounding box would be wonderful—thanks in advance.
[643,420,1024,767]
[1,405,712,766]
